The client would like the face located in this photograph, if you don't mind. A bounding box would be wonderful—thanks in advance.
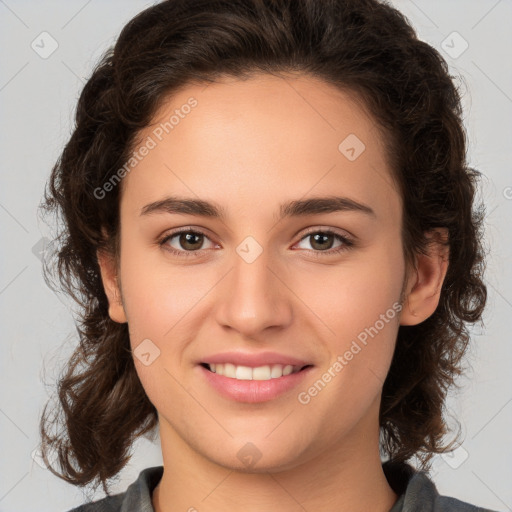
[102,73,410,472]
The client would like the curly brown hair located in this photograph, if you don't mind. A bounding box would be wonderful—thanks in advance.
[39,0,487,494]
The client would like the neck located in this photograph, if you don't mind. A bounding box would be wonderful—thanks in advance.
[152,416,398,512]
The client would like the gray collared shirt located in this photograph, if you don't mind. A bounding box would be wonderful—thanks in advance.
[67,463,499,511]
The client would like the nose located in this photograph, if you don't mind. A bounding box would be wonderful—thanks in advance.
[214,245,293,338]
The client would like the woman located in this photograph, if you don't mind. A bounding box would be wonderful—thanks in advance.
[39,0,493,510]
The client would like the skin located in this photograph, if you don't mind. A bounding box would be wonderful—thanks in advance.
[98,73,449,512]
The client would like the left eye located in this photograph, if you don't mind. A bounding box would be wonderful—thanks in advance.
[162,230,216,252]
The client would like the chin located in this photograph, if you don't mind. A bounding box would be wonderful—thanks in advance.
[195,433,315,474]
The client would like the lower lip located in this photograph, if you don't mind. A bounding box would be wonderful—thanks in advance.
[199,365,313,403]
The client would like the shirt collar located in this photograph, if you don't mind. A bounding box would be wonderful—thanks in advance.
[118,462,436,512]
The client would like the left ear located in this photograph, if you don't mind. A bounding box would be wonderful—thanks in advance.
[400,228,450,326]
[97,247,127,324]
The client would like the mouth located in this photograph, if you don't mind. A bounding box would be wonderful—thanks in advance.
[199,362,312,381]
[199,361,314,403]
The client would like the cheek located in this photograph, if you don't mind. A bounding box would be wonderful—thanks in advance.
[294,236,404,405]
[116,233,211,343]
[295,238,404,344]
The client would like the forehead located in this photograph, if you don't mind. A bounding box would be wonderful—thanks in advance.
[120,73,400,223]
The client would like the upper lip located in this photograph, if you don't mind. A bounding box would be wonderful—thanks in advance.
[200,351,313,368]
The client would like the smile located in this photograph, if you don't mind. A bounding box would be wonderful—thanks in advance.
[202,362,307,381]
[199,363,314,403]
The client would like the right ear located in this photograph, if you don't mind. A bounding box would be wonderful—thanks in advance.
[97,248,127,323]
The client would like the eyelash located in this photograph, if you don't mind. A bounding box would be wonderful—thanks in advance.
[158,227,354,259]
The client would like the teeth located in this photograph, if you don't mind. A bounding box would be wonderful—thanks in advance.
[253,365,271,380]
[207,363,301,380]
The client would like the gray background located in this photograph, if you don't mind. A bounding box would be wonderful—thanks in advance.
[0,1,511,511]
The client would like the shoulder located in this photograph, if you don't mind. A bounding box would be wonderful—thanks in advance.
[406,471,497,511]
[65,466,164,512]
[66,494,123,512]
[383,461,499,512]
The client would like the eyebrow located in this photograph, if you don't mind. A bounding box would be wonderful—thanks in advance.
[140,195,376,220]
